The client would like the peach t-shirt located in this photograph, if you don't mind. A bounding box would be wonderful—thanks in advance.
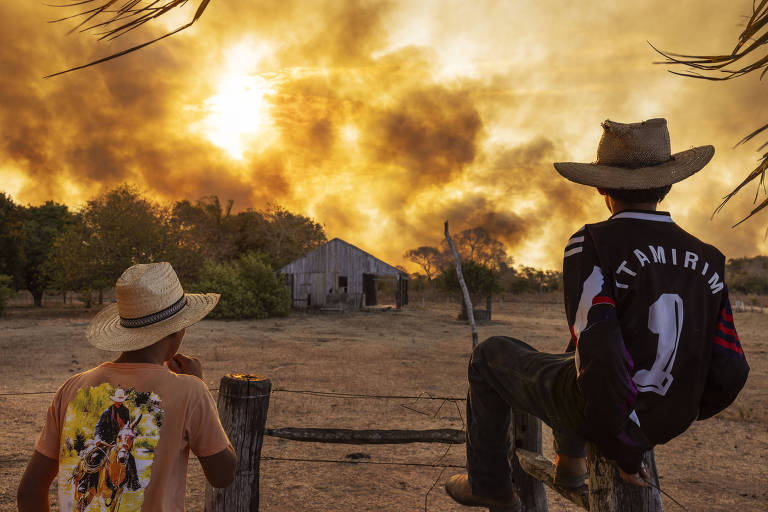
[35,362,230,511]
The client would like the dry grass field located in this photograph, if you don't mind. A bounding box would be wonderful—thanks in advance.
[1,294,766,511]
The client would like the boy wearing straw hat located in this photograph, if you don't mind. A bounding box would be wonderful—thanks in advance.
[18,262,237,511]
[446,119,750,511]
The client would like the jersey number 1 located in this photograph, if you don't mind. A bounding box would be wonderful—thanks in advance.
[632,293,683,396]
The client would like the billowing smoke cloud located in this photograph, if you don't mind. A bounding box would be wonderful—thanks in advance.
[2,0,768,271]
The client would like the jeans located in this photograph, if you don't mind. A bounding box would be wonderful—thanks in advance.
[466,336,588,498]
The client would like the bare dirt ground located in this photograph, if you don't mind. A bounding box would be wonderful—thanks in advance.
[1,294,766,511]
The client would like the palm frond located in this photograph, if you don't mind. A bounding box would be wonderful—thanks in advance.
[733,195,768,227]
[652,0,768,223]
[45,0,211,78]
[650,0,768,79]
[713,151,768,218]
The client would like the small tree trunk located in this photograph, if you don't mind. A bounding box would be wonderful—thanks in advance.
[32,290,44,308]
[444,221,478,347]
[98,289,103,305]
[509,410,547,511]
[587,443,662,511]
[205,374,271,512]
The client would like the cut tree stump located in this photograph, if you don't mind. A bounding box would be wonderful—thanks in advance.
[587,443,663,512]
[511,411,664,512]
[205,374,271,512]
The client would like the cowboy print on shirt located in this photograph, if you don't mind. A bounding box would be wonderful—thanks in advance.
[58,383,165,512]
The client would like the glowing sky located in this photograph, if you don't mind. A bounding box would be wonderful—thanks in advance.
[3,0,768,271]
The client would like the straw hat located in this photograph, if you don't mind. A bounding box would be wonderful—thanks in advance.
[86,262,219,352]
[553,118,714,189]
[110,388,128,402]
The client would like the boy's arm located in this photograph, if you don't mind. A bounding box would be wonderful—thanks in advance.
[18,451,58,512]
[563,228,643,473]
[698,289,749,419]
[185,375,237,488]
[563,228,637,438]
[198,443,238,488]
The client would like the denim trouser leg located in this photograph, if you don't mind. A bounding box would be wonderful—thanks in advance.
[466,336,587,497]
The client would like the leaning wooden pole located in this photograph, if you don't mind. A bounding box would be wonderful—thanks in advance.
[444,221,478,347]
[587,444,662,512]
[205,374,272,512]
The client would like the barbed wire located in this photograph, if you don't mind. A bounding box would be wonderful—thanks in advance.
[0,386,466,401]
[260,455,464,469]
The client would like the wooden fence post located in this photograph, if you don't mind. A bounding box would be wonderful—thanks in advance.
[509,410,548,512]
[205,374,272,512]
[587,443,662,512]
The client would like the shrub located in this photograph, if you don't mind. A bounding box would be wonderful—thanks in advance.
[193,253,290,319]
[0,274,14,315]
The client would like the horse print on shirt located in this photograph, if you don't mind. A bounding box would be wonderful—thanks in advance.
[57,384,165,511]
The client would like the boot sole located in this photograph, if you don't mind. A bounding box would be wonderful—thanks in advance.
[445,487,521,511]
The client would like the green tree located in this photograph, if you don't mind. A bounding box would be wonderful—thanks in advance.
[441,227,511,271]
[440,260,502,297]
[0,193,25,289]
[439,259,502,318]
[44,216,97,305]
[726,256,768,294]
[170,196,238,262]
[259,205,326,268]
[171,197,325,268]
[0,274,14,315]
[502,266,563,293]
[404,246,444,281]
[22,202,74,306]
[192,252,290,319]
[45,185,174,304]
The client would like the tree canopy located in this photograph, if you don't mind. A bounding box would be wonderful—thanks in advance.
[2,185,325,315]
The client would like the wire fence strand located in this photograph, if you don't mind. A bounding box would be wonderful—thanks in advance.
[260,455,464,468]
[0,386,467,401]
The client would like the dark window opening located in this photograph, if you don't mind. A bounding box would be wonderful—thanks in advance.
[338,276,348,293]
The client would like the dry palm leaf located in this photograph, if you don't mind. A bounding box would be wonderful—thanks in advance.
[652,0,768,224]
[45,0,211,78]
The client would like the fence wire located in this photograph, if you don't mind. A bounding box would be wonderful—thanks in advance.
[0,386,466,401]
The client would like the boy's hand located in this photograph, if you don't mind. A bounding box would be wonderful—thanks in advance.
[618,462,650,487]
[167,353,203,379]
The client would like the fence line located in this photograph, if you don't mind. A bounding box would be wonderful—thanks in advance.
[259,455,464,468]
[0,386,467,401]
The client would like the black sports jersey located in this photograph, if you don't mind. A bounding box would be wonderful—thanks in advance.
[563,209,749,472]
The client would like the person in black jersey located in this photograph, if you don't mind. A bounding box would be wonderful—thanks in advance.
[445,119,750,511]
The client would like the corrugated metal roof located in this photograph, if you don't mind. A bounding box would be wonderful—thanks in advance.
[279,238,407,276]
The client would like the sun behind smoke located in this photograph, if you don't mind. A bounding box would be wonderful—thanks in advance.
[198,41,278,160]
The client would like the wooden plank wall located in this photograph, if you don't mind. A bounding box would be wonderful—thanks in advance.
[280,239,406,307]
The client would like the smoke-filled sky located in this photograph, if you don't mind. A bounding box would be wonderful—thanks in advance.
[3,0,768,270]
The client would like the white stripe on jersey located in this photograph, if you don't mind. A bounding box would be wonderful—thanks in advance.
[564,246,583,258]
[611,211,674,223]
[573,266,604,342]
[566,235,585,247]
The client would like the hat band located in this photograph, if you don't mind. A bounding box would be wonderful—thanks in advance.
[120,295,188,329]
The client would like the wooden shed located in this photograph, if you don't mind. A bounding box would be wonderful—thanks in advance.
[279,238,409,310]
